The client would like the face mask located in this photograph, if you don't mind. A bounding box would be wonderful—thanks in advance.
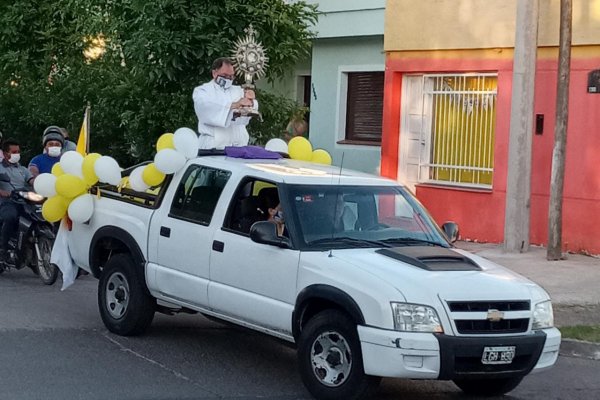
[215,76,233,90]
[9,153,20,164]
[273,210,284,223]
[48,146,62,157]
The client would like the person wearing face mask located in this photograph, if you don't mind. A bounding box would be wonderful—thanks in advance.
[193,57,258,149]
[0,139,34,267]
[28,126,65,177]
[258,187,286,237]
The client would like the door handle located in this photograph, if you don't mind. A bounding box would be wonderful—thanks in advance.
[212,240,224,252]
[160,226,171,237]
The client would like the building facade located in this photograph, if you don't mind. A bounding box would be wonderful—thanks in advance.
[382,0,600,253]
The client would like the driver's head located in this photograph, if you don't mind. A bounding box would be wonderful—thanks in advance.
[2,139,21,164]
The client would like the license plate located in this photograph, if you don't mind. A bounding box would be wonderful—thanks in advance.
[481,346,515,365]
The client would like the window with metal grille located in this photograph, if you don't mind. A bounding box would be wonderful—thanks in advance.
[345,72,384,143]
[424,74,497,188]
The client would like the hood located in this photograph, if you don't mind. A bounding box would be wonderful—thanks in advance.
[331,246,544,305]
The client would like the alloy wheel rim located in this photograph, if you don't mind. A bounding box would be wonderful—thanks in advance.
[310,330,352,387]
[106,272,130,319]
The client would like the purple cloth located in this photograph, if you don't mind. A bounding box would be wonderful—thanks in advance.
[224,145,282,159]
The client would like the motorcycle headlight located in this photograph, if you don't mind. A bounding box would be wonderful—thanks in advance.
[391,302,443,333]
[532,300,554,329]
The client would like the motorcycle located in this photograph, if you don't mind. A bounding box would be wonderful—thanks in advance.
[0,176,59,285]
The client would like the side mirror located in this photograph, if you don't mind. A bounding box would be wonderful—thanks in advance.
[249,221,291,249]
[0,172,9,182]
[442,221,459,243]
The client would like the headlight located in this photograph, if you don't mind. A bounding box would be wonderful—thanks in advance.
[532,300,554,329]
[391,302,443,333]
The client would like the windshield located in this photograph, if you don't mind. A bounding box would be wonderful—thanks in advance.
[285,185,450,250]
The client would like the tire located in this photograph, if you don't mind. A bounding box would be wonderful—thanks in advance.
[297,309,380,400]
[98,254,155,336]
[453,376,524,396]
[37,235,59,285]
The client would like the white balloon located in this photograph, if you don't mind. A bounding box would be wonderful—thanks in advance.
[154,149,186,174]
[173,127,199,159]
[94,156,122,186]
[129,166,149,192]
[60,151,84,178]
[265,138,288,154]
[33,173,56,198]
[68,193,94,223]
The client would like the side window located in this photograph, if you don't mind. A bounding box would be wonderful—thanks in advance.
[226,179,278,235]
[170,165,231,225]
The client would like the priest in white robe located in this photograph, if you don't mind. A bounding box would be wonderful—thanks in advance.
[193,57,259,149]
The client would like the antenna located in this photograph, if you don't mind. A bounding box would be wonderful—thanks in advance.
[328,152,345,258]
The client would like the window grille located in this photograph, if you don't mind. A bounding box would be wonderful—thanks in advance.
[423,74,497,188]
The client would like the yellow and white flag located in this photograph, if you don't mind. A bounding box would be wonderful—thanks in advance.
[76,106,90,156]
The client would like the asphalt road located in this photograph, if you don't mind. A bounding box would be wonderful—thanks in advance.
[0,269,598,400]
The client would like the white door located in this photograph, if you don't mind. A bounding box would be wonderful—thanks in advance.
[398,75,431,192]
[147,165,231,307]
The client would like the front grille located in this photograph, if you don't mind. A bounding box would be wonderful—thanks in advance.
[448,301,530,312]
[447,300,531,335]
[455,318,529,334]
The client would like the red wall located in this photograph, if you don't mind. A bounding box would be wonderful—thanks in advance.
[382,50,600,254]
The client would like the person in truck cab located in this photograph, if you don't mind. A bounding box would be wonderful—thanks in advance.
[258,187,286,237]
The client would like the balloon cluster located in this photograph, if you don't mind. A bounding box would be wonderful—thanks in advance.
[265,136,332,165]
[34,152,121,223]
[34,127,199,224]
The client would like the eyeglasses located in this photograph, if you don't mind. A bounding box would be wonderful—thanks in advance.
[218,74,235,80]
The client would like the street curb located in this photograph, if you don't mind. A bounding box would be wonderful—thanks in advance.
[559,339,600,361]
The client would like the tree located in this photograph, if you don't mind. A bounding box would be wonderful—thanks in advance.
[0,0,317,164]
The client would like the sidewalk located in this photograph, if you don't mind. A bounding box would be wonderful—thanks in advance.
[456,241,600,361]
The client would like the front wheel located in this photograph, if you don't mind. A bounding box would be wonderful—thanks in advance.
[36,235,59,285]
[298,310,380,400]
[453,376,524,396]
[98,254,155,336]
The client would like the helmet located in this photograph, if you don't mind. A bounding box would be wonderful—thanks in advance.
[42,126,65,147]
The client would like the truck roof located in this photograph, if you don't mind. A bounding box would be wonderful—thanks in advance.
[193,155,399,187]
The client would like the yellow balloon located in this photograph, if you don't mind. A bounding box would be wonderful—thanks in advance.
[55,174,87,198]
[42,196,68,223]
[288,136,313,161]
[311,149,332,165]
[82,153,101,186]
[142,163,166,186]
[51,163,64,177]
[156,133,175,151]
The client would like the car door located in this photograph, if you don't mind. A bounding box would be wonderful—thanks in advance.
[147,164,231,307]
[208,179,300,336]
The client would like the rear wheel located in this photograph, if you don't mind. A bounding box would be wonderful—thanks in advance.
[98,254,155,336]
[37,235,59,285]
[298,310,380,400]
[453,376,524,396]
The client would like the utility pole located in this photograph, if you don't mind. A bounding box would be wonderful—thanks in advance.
[547,0,572,260]
[504,0,539,252]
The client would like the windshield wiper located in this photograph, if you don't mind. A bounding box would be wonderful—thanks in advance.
[381,237,448,247]
[307,237,391,248]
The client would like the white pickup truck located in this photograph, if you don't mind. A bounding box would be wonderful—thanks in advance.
[69,153,560,400]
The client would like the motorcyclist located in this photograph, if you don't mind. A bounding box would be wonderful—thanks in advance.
[28,126,65,177]
[0,139,34,268]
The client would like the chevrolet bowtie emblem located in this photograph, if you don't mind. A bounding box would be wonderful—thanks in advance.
[487,309,505,322]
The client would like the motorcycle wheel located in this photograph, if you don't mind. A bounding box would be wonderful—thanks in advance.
[36,235,59,285]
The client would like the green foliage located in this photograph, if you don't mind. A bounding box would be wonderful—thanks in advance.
[560,325,600,343]
[249,90,308,146]
[0,0,317,164]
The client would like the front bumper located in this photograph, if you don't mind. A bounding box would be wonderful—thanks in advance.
[358,326,560,380]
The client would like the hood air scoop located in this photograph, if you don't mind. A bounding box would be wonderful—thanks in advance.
[376,246,482,271]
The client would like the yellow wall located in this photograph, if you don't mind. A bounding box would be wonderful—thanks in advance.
[385,0,600,51]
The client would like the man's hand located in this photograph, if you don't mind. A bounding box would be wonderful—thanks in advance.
[231,97,254,110]
[244,89,256,100]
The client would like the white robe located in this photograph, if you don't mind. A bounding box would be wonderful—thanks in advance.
[193,80,258,149]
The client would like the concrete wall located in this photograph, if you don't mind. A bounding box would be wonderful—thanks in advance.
[309,36,385,174]
[385,0,600,51]
[306,0,385,38]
